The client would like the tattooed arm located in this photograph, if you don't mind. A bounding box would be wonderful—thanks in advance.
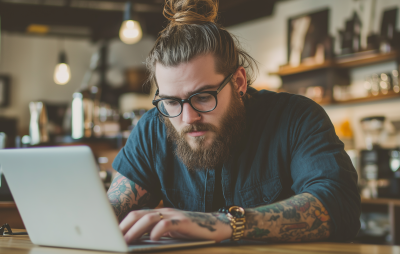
[108,173,232,242]
[109,175,329,242]
[120,208,233,243]
[107,172,159,222]
[244,193,331,242]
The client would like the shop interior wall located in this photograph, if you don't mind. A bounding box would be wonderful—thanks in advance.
[0,34,156,134]
[227,0,400,149]
[1,0,400,149]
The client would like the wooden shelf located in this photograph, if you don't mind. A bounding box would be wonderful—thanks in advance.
[0,202,16,208]
[271,50,400,106]
[327,91,400,105]
[361,197,400,206]
[336,51,399,68]
[270,51,399,76]
[270,60,334,76]
[291,88,400,107]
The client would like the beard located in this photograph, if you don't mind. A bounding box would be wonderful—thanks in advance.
[164,89,246,171]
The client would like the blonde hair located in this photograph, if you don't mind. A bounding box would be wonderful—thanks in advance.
[146,0,258,87]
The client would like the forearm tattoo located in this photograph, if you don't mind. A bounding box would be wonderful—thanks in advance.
[211,212,231,225]
[107,173,157,222]
[171,219,180,225]
[183,212,230,232]
[184,212,217,232]
[244,193,331,242]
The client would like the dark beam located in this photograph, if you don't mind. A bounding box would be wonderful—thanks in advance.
[0,0,277,41]
[218,0,277,27]
[0,2,165,39]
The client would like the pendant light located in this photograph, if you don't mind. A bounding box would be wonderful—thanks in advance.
[119,1,143,44]
[54,49,71,85]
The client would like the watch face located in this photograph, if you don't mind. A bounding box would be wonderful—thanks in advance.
[229,206,245,218]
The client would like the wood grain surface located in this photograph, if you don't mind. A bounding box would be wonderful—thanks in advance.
[1,230,400,254]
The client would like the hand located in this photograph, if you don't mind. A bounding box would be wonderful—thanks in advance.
[119,208,232,243]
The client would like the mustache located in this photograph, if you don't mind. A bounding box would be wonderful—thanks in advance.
[180,123,218,135]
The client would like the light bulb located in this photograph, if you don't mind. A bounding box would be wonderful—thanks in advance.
[54,63,71,85]
[119,20,142,44]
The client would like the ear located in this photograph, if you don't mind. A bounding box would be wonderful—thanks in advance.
[233,67,247,96]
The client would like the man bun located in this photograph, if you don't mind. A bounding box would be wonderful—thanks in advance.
[163,0,218,26]
[146,0,258,91]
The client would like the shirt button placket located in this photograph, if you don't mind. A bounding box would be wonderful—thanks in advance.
[204,169,215,212]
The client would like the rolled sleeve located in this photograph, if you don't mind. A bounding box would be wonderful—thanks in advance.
[112,109,162,200]
[289,96,360,241]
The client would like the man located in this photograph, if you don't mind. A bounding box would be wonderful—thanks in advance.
[108,0,360,244]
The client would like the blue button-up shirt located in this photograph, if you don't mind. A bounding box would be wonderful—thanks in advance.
[112,89,361,241]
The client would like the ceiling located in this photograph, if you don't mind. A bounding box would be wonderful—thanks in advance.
[0,0,279,41]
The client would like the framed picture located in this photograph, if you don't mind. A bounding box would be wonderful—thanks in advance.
[125,68,151,95]
[287,9,329,66]
[380,7,398,42]
[0,75,11,108]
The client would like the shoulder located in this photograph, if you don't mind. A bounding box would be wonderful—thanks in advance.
[125,107,167,149]
[249,89,322,117]
[135,107,165,132]
[287,94,329,122]
[137,107,161,125]
[287,93,323,110]
[249,89,307,108]
[247,90,330,140]
[258,90,320,109]
[262,90,325,116]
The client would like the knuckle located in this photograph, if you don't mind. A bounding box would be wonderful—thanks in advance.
[181,218,190,224]
[160,220,171,227]
[127,211,137,220]
[161,208,175,212]
[142,213,154,222]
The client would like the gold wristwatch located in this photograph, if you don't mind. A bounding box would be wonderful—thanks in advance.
[218,206,246,241]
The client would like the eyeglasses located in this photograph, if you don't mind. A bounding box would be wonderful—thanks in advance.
[152,73,234,118]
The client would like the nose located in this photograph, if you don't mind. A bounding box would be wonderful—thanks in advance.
[181,102,201,124]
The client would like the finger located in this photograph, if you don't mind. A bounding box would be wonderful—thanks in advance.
[150,219,185,241]
[119,210,152,234]
[161,231,188,239]
[124,212,163,243]
[166,231,192,239]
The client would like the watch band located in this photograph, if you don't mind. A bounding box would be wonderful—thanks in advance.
[219,206,246,241]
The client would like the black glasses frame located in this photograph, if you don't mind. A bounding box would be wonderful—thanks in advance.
[152,73,234,118]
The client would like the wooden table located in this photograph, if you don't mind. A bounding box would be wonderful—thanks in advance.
[1,230,400,254]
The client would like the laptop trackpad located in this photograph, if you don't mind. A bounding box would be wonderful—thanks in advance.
[134,236,188,244]
[128,236,215,251]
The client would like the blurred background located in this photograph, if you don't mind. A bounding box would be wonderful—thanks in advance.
[0,0,400,245]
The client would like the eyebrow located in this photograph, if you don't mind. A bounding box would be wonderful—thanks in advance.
[158,84,219,99]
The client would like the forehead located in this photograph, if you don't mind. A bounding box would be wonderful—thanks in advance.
[155,54,224,97]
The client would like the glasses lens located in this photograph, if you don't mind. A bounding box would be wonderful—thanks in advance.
[191,93,216,112]
[157,99,181,117]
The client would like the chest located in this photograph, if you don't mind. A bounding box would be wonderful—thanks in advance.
[158,154,293,212]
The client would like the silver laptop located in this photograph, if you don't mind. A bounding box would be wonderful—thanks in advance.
[0,146,215,252]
